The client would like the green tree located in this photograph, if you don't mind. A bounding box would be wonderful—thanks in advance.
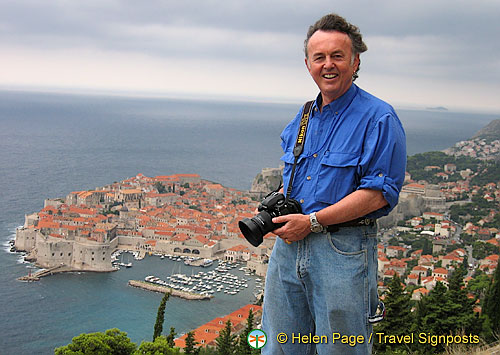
[55,328,136,355]
[165,327,176,348]
[411,236,432,255]
[388,236,399,246]
[235,309,259,355]
[153,292,171,340]
[215,320,236,355]
[184,331,199,355]
[414,278,479,353]
[483,263,500,337]
[374,274,413,353]
[472,241,500,260]
[416,282,452,353]
[467,272,490,298]
[446,263,478,334]
[135,336,180,355]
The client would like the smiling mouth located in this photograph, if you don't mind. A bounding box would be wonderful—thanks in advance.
[322,73,338,79]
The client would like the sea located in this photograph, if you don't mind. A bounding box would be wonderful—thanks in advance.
[0,89,497,354]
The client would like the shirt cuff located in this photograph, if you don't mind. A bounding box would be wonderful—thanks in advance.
[358,175,400,213]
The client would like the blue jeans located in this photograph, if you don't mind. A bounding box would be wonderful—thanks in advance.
[262,226,379,355]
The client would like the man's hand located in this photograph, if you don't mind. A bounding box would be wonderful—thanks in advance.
[272,214,310,243]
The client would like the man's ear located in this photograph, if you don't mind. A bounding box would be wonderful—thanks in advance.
[305,57,311,73]
[353,54,360,72]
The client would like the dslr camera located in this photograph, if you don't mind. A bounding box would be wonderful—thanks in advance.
[238,192,302,247]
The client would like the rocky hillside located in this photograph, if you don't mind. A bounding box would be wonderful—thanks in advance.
[472,119,500,142]
[250,167,283,194]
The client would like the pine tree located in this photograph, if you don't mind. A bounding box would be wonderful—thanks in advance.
[446,262,478,333]
[166,327,176,348]
[417,281,466,353]
[184,331,200,355]
[215,320,236,355]
[484,263,500,336]
[235,309,259,355]
[374,274,413,352]
[153,292,171,340]
[420,282,452,333]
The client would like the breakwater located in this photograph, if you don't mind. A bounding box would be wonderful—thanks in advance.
[128,280,212,300]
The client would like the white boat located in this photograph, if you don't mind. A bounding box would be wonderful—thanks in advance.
[201,259,214,268]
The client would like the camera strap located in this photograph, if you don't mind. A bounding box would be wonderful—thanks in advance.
[286,100,314,202]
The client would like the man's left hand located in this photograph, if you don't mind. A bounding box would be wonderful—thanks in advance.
[272,214,310,243]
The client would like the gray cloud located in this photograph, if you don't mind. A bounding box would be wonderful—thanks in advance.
[1,0,499,111]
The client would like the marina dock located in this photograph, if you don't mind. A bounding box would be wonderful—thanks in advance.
[128,280,213,300]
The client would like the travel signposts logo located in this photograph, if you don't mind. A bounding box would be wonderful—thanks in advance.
[248,329,267,349]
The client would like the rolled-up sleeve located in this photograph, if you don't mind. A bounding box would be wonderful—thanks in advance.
[357,112,407,217]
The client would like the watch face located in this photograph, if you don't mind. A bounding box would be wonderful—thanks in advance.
[310,213,322,233]
[312,224,323,233]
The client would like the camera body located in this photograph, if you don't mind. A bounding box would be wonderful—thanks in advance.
[258,192,301,226]
[238,192,302,247]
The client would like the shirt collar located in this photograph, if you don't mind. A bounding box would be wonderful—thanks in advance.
[313,83,358,113]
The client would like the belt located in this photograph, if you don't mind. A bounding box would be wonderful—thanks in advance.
[326,217,376,233]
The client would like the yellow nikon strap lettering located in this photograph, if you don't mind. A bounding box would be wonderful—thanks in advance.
[286,100,315,201]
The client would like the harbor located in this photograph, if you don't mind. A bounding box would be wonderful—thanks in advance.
[138,262,260,298]
[4,239,265,355]
[13,248,264,301]
[13,245,265,301]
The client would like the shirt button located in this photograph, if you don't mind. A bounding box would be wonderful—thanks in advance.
[378,173,384,177]
[313,154,318,158]
[335,112,338,115]
[314,107,318,112]
[307,176,311,180]
[300,199,304,204]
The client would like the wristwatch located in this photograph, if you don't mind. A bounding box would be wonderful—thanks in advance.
[309,212,324,233]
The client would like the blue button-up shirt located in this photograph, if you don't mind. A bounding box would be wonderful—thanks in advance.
[280,84,406,218]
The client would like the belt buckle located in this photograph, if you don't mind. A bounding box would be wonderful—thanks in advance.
[360,218,372,226]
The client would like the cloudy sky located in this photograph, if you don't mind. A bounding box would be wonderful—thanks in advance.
[1,0,499,112]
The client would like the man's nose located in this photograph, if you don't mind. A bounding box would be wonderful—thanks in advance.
[323,57,335,69]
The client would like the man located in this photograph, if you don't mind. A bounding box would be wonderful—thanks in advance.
[261,13,406,354]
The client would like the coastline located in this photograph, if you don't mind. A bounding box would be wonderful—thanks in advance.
[1,91,498,355]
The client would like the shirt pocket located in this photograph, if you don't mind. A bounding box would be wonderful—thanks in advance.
[280,151,303,177]
[314,152,360,205]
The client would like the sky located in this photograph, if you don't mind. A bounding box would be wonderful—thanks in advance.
[1,0,499,113]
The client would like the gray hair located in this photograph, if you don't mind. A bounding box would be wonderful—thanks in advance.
[304,13,367,81]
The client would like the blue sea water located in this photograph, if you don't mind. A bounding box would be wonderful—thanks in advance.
[0,90,497,354]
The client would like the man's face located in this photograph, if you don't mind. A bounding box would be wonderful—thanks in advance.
[305,30,359,106]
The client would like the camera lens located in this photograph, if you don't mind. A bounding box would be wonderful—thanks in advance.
[238,211,274,247]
